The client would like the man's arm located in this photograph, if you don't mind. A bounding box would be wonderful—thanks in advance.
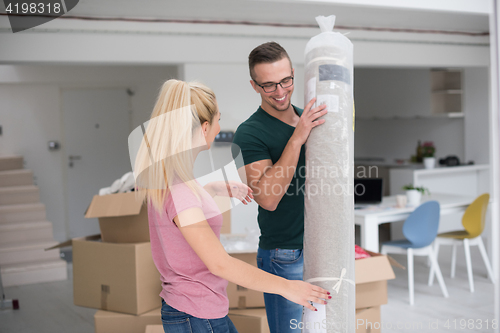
[241,99,327,211]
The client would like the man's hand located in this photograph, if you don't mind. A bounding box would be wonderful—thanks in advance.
[291,97,327,146]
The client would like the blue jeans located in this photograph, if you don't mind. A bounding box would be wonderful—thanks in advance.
[161,299,238,333]
[257,247,304,333]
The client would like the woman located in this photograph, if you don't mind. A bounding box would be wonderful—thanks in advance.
[134,79,329,333]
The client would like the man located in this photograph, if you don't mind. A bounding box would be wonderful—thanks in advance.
[232,42,327,333]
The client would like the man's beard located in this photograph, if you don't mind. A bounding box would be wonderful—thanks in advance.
[272,99,291,112]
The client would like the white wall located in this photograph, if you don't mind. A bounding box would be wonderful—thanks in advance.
[355,68,432,118]
[182,63,305,131]
[0,85,66,240]
[0,65,177,129]
[0,14,490,68]
[354,68,467,163]
[0,65,177,241]
[464,67,490,164]
[355,118,465,162]
[182,63,260,131]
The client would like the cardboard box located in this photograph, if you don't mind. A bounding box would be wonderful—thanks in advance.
[49,235,162,315]
[226,250,396,310]
[228,308,269,333]
[213,196,231,234]
[355,306,381,333]
[227,252,265,309]
[85,192,231,243]
[355,251,398,309]
[85,192,149,243]
[145,325,164,333]
[229,306,380,333]
[94,307,161,333]
[74,236,161,314]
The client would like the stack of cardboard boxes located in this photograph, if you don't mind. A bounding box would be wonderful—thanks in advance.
[355,251,399,333]
[225,250,398,333]
[48,192,163,333]
[208,197,269,332]
[49,190,397,333]
[49,193,238,333]
[226,252,268,333]
[143,249,398,333]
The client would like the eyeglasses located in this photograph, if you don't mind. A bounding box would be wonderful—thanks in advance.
[253,76,294,93]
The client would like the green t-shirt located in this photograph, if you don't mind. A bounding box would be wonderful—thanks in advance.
[232,105,305,250]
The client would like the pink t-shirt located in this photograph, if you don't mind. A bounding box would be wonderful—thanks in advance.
[148,181,229,319]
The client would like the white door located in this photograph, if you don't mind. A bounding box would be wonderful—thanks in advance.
[62,88,131,238]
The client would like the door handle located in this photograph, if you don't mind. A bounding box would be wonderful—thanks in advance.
[69,155,82,168]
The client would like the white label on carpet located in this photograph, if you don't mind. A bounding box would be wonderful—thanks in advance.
[317,94,339,113]
[307,77,317,107]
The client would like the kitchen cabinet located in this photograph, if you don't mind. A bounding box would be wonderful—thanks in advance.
[431,69,463,116]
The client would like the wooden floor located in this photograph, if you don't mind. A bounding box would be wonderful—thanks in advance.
[1,246,495,333]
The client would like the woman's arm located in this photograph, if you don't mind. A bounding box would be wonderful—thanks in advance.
[174,208,329,311]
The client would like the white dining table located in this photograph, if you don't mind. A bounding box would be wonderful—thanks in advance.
[354,193,477,252]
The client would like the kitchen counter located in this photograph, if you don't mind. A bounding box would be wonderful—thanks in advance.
[389,164,489,196]
[355,158,427,168]
[398,164,489,173]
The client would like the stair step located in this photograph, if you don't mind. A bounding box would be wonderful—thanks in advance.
[0,240,60,265]
[0,185,39,205]
[0,203,46,224]
[0,156,23,172]
[0,169,33,187]
[0,221,53,244]
[0,259,67,287]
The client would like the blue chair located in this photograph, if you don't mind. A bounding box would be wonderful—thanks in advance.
[381,201,449,305]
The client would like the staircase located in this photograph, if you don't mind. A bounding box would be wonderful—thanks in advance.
[0,156,67,287]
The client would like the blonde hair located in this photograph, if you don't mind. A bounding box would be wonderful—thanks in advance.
[133,79,218,213]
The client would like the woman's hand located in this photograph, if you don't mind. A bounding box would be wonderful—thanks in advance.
[210,181,254,205]
[281,280,331,312]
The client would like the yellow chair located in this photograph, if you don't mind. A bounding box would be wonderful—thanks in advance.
[428,193,494,292]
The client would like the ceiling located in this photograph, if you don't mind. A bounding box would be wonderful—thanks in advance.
[68,0,489,34]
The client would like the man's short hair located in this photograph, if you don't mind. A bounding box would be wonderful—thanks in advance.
[248,42,292,81]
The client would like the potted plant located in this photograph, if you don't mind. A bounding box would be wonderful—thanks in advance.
[402,184,430,206]
[422,141,436,169]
